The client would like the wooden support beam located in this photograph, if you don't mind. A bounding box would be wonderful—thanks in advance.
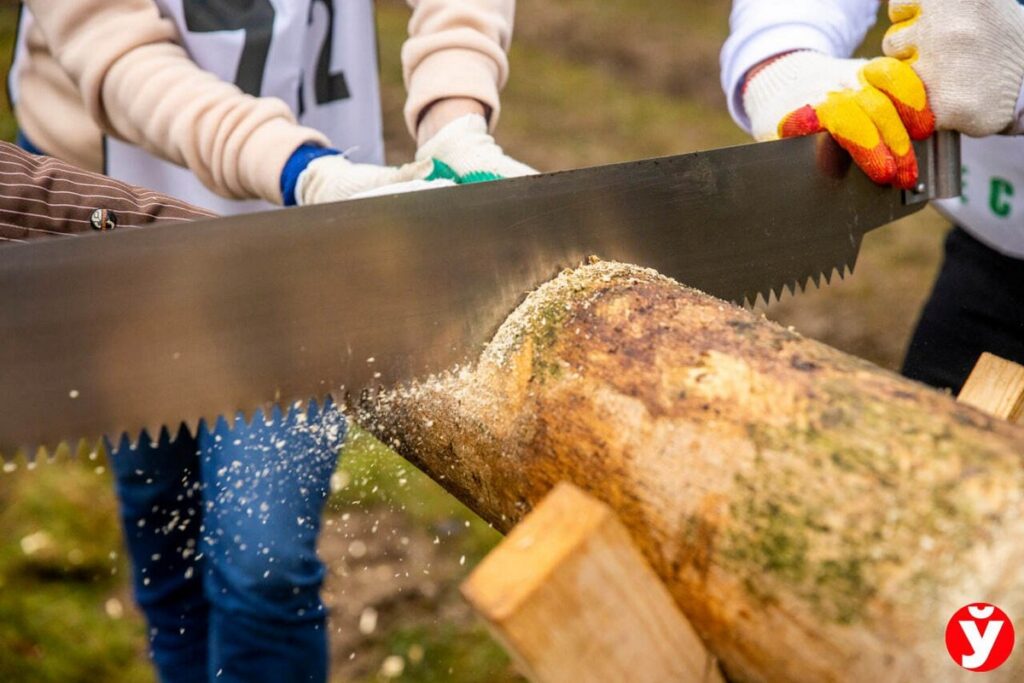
[462,482,724,683]
[957,352,1024,422]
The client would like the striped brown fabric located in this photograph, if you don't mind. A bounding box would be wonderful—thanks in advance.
[0,141,215,246]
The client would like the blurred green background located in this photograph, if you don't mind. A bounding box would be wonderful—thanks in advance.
[0,1,950,681]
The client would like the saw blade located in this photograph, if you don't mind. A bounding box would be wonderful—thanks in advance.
[0,133,958,459]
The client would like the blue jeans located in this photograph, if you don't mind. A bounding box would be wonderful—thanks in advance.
[16,130,45,155]
[109,400,345,683]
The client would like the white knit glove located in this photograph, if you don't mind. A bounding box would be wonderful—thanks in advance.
[884,0,1024,136]
[296,155,434,205]
[743,51,935,188]
[416,114,536,184]
[349,178,457,200]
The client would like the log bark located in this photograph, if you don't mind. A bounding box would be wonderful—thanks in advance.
[357,261,1024,682]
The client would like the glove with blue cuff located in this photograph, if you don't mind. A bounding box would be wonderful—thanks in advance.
[280,145,446,206]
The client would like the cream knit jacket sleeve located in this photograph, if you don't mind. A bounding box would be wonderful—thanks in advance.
[21,0,515,204]
[402,0,514,135]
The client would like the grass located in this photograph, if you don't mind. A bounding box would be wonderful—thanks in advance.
[328,428,501,567]
[374,624,518,683]
[0,2,16,142]
[319,429,515,682]
[0,1,950,680]
[0,429,511,682]
[0,452,154,683]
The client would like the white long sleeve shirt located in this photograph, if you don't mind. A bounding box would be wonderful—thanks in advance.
[721,0,1024,259]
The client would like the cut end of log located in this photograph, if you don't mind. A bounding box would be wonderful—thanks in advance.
[479,261,673,371]
[357,261,700,524]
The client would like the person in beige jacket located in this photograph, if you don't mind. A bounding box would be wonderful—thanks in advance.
[11,0,532,211]
[9,2,532,682]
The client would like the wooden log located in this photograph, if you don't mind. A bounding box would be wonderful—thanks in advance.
[958,352,1024,423]
[462,481,724,683]
[358,261,1024,682]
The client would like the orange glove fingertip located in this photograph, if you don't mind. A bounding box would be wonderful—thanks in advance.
[893,100,936,141]
[779,105,824,138]
[835,136,899,186]
[894,149,920,190]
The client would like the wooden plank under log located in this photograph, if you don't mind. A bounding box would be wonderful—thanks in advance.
[358,261,1024,682]
[462,481,724,683]
[958,352,1024,423]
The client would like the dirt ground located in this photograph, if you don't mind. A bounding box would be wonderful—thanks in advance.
[0,1,951,681]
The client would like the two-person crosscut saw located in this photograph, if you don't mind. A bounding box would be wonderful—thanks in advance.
[0,131,961,459]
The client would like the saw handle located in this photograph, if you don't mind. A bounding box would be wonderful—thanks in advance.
[904,131,961,205]
[931,131,962,200]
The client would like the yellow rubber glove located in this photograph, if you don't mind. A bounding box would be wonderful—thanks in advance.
[743,51,936,189]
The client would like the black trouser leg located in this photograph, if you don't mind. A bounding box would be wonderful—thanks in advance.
[902,227,1024,393]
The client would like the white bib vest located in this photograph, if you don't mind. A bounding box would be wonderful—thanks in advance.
[14,0,384,215]
[934,136,1024,259]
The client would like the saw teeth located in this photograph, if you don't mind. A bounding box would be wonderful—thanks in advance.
[267,403,285,426]
[135,428,157,451]
[108,421,196,455]
[800,275,816,292]
[155,425,175,449]
[113,431,134,454]
[213,414,233,436]
[174,422,194,445]
[11,445,41,466]
[2,393,342,467]
[46,440,78,463]
[239,406,262,429]
[222,411,238,432]
[182,416,203,439]
[2,449,34,472]
[8,438,97,467]
[249,407,268,429]
[845,239,863,273]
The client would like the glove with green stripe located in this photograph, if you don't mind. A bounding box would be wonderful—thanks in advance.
[417,114,536,184]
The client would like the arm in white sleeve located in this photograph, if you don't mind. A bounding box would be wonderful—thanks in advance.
[721,0,881,132]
